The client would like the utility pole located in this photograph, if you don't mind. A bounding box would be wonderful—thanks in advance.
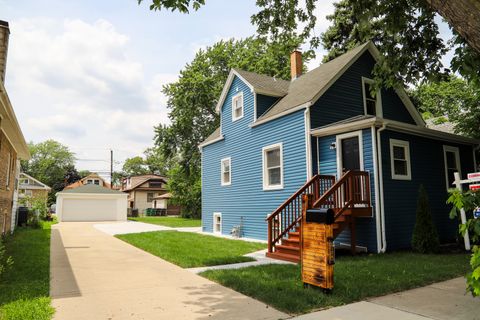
[110,149,113,189]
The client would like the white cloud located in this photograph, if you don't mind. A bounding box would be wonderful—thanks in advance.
[5,18,174,173]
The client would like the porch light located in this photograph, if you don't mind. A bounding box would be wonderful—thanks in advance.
[330,142,336,150]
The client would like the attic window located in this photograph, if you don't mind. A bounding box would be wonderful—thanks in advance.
[362,78,381,116]
[232,92,244,121]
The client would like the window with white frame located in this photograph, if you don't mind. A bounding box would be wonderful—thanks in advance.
[263,143,283,190]
[443,145,461,190]
[362,77,381,116]
[6,152,11,189]
[232,92,244,121]
[221,157,231,186]
[390,139,411,180]
[213,212,222,234]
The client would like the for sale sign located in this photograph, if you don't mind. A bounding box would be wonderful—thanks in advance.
[470,184,480,191]
[467,172,480,181]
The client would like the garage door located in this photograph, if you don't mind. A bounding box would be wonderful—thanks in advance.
[61,198,119,221]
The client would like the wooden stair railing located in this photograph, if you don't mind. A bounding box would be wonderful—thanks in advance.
[266,174,336,257]
[266,170,371,263]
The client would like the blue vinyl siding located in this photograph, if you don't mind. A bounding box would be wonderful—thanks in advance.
[381,130,475,250]
[202,76,307,240]
[316,128,377,252]
[310,51,416,129]
[256,94,280,119]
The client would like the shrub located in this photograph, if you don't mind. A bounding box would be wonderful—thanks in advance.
[447,189,480,297]
[0,238,13,279]
[411,184,440,253]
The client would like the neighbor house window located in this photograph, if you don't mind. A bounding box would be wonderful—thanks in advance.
[147,192,154,202]
[362,77,381,117]
[86,179,93,184]
[149,181,163,188]
[390,139,411,180]
[5,152,11,189]
[221,157,231,186]
[94,180,100,185]
[213,212,222,234]
[232,92,244,121]
[262,143,283,190]
[443,145,461,190]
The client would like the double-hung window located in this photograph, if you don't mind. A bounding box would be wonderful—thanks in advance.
[263,143,283,190]
[390,139,411,180]
[221,157,231,186]
[443,146,461,190]
[232,92,244,121]
[362,77,381,117]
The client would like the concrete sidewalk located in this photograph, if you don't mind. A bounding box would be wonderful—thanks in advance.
[50,222,287,320]
[294,277,480,320]
[93,220,201,235]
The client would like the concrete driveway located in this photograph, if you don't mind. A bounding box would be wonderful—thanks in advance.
[50,222,287,320]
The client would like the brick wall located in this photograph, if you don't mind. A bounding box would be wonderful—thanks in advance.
[0,130,17,234]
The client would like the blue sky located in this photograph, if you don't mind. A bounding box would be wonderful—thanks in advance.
[1,0,452,179]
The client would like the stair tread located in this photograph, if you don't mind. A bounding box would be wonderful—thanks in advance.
[276,244,300,251]
[266,252,300,263]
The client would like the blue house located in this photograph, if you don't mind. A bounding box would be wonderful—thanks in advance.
[199,42,478,262]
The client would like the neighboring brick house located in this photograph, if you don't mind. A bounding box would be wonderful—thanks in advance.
[120,175,168,214]
[0,20,30,234]
[18,173,51,207]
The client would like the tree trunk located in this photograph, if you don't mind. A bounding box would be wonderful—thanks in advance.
[426,0,480,53]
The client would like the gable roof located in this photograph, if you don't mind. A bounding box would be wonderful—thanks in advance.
[122,174,168,192]
[215,69,290,113]
[19,173,51,190]
[64,173,111,190]
[60,184,123,194]
[255,42,424,126]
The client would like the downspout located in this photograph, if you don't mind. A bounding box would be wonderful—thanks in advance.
[304,105,313,179]
[372,126,381,252]
[376,123,387,253]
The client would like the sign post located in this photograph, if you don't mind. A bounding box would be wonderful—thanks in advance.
[453,172,471,251]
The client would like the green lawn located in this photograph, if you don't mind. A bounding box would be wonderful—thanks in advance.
[0,221,56,320]
[128,216,201,228]
[201,252,470,315]
[116,231,266,268]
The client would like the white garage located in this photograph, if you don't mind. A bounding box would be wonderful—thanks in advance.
[56,184,127,222]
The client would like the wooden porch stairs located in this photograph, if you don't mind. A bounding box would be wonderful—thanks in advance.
[266,171,372,263]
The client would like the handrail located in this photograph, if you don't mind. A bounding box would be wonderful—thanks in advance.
[313,170,371,211]
[266,174,336,253]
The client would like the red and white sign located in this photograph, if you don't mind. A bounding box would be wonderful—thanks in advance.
[467,172,480,181]
[470,184,480,191]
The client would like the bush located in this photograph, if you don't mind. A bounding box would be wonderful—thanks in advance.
[411,184,440,253]
[447,189,480,297]
[27,210,41,229]
[0,238,13,279]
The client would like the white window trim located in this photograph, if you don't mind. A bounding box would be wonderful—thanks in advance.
[262,142,284,191]
[362,77,383,118]
[389,139,412,180]
[213,212,222,234]
[231,92,244,122]
[443,145,461,191]
[6,152,11,189]
[336,130,364,178]
[221,157,231,186]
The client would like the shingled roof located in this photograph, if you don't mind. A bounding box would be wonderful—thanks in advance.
[233,69,290,97]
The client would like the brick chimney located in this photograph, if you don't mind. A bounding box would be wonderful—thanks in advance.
[290,49,302,80]
[0,20,10,83]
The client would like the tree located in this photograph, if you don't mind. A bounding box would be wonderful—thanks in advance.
[78,170,92,178]
[21,140,76,204]
[139,0,480,56]
[154,37,305,217]
[144,147,169,175]
[122,156,149,176]
[411,185,440,253]
[411,76,480,139]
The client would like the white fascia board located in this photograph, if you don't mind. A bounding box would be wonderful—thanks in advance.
[56,192,127,198]
[198,135,225,150]
[250,102,311,128]
[215,69,255,114]
[311,117,379,137]
[385,120,479,145]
